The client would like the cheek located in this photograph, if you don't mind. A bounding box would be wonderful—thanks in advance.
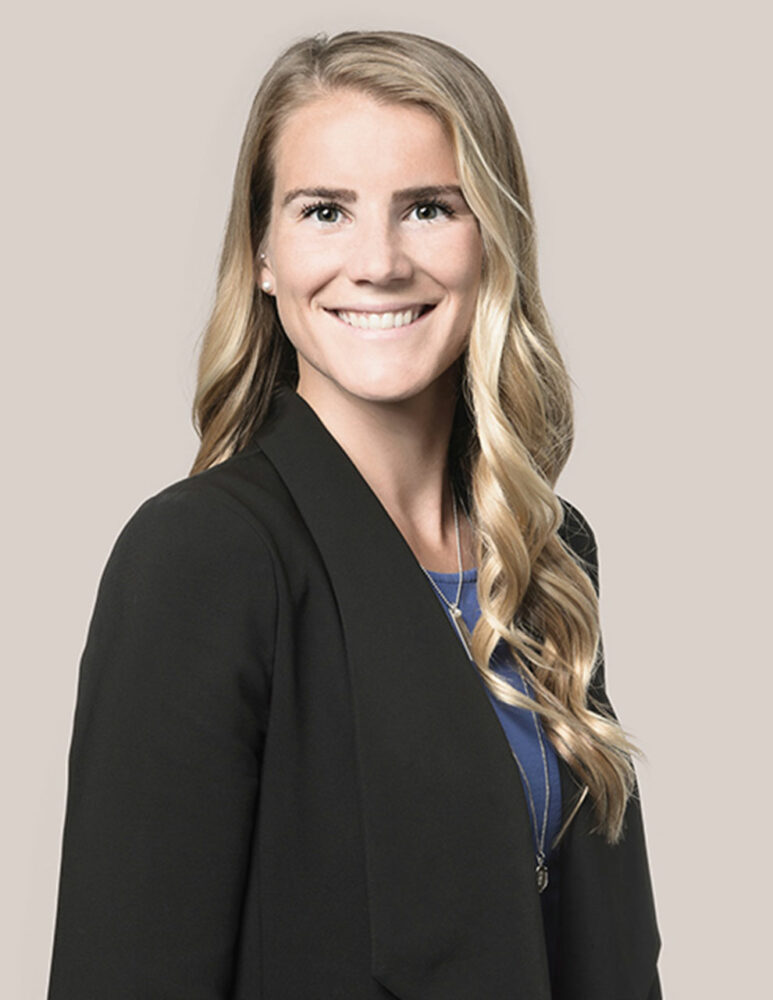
[272,227,337,295]
[430,229,483,294]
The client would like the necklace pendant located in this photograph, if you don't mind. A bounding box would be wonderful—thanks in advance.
[536,855,549,894]
[449,605,474,659]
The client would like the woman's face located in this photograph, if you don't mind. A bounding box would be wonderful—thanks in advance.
[259,89,483,408]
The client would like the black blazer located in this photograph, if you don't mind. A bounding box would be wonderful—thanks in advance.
[48,385,662,999]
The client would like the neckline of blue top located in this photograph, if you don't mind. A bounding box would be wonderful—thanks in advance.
[423,567,478,582]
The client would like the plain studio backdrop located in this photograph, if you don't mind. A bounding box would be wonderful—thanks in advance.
[2,2,769,996]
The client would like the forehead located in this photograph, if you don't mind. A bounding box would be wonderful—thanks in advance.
[272,91,458,190]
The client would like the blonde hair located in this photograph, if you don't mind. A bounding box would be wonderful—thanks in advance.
[190,29,640,843]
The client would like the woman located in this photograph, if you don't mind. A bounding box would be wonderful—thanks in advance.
[47,29,662,1000]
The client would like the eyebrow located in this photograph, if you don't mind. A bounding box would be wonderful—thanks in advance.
[281,184,465,208]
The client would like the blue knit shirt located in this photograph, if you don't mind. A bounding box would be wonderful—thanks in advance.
[424,566,562,989]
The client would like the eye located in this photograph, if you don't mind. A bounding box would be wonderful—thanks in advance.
[298,198,457,226]
[411,199,456,222]
[299,201,343,224]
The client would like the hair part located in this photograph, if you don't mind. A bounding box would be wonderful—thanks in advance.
[189,29,640,843]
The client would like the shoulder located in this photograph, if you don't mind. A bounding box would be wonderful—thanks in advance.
[556,494,600,596]
[110,442,295,568]
[78,447,286,695]
[98,444,297,621]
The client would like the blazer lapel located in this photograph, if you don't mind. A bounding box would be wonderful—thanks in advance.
[253,385,552,1000]
[252,385,659,1000]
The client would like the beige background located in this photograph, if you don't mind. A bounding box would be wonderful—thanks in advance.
[3,1,770,996]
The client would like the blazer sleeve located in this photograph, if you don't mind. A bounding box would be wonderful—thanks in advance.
[558,496,611,711]
[648,968,664,999]
[560,497,664,996]
[47,482,277,999]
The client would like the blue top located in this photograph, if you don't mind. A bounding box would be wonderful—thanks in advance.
[424,566,562,991]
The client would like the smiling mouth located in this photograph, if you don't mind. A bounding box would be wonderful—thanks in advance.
[327,303,435,331]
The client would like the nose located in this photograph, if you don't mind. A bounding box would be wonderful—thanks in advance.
[344,210,413,285]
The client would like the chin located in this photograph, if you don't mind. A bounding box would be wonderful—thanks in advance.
[347,374,451,406]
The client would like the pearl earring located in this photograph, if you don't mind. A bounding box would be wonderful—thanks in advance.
[262,280,272,291]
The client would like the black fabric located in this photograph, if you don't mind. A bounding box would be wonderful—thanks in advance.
[48,384,661,998]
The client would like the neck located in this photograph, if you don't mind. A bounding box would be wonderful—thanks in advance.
[295,368,475,573]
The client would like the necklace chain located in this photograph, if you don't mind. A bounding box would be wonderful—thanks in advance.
[419,489,552,894]
[509,677,551,891]
[420,491,472,656]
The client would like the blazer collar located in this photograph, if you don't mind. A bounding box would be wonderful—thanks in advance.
[252,385,659,1000]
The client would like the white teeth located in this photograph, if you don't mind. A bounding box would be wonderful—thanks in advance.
[335,306,425,330]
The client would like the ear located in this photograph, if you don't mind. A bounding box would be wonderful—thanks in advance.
[256,251,275,295]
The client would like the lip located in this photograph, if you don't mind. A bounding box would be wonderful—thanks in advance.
[327,302,435,314]
[325,303,436,338]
